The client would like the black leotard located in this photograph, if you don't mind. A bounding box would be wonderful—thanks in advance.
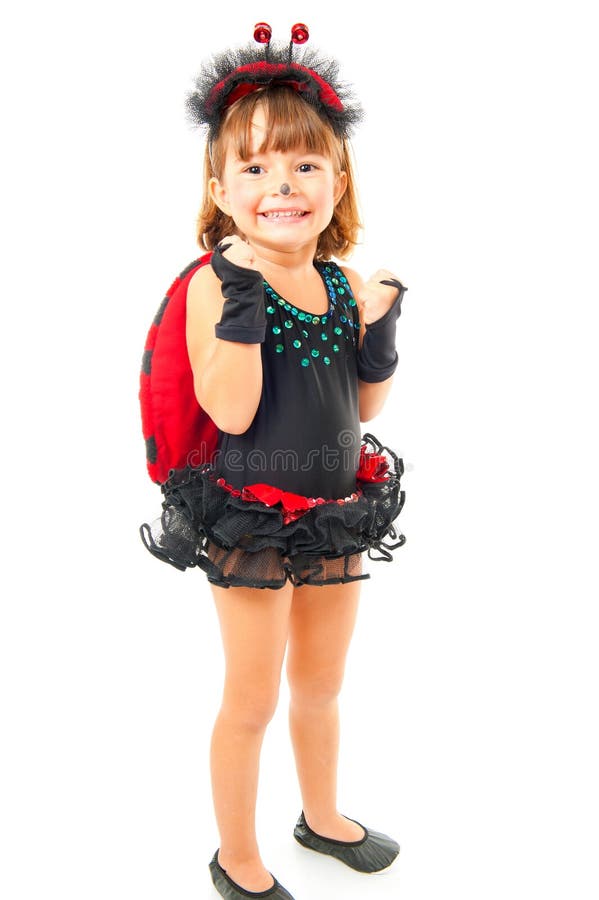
[214,261,362,499]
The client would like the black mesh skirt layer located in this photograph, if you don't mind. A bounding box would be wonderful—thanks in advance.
[140,433,406,590]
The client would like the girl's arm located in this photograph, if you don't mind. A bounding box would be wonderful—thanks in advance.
[186,264,263,434]
[342,266,396,423]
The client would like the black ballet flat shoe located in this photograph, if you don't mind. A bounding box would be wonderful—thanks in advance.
[292,810,400,873]
[209,850,296,899]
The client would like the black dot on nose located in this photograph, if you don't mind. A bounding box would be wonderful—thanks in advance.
[280,183,291,195]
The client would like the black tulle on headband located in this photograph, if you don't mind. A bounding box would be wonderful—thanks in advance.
[185,39,363,143]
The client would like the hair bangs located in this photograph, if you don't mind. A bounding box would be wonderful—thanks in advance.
[217,88,343,174]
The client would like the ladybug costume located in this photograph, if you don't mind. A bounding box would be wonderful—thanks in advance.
[139,27,407,589]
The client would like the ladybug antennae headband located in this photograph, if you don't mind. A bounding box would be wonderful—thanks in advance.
[185,22,363,147]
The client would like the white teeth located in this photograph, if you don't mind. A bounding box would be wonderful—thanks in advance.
[262,210,305,218]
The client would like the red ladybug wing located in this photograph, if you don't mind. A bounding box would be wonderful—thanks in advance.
[140,253,219,484]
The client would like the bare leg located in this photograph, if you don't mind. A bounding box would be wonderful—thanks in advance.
[286,578,366,841]
[210,581,293,890]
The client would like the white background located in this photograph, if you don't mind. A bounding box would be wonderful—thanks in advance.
[2,1,598,898]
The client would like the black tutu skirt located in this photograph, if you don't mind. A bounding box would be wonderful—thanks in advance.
[140,433,406,589]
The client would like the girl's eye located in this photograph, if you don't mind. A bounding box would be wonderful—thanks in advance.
[245,165,264,175]
[298,163,317,173]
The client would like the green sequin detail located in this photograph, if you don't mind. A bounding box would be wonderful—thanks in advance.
[263,264,358,370]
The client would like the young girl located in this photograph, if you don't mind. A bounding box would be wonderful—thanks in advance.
[140,26,407,900]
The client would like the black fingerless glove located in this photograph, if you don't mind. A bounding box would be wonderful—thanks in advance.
[356,278,407,383]
[210,244,266,344]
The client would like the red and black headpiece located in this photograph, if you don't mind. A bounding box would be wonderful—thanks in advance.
[185,23,363,143]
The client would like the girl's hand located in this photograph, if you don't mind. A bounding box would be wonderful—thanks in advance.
[357,269,405,326]
[217,235,260,272]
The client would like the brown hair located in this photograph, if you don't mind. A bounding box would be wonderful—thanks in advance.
[196,87,362,260]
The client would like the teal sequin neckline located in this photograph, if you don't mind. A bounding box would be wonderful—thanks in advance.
[263,262,360,369]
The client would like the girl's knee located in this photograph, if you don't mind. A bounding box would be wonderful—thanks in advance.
[287,667,345,708]
[220,685,281,731]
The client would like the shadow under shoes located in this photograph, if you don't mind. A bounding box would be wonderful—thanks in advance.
[292,811,400,873]
[209,850,295,899]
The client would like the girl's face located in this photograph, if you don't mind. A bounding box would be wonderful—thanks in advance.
[209,105,347,257]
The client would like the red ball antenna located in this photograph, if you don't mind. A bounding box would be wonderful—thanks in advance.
[291,22,309,44]
[253,22,272,44]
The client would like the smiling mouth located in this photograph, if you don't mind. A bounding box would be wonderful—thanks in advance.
[260,210,308,219]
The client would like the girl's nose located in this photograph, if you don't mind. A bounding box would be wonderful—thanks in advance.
[271,178,295,197]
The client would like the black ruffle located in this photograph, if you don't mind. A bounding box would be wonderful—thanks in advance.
[140,433,405,589]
